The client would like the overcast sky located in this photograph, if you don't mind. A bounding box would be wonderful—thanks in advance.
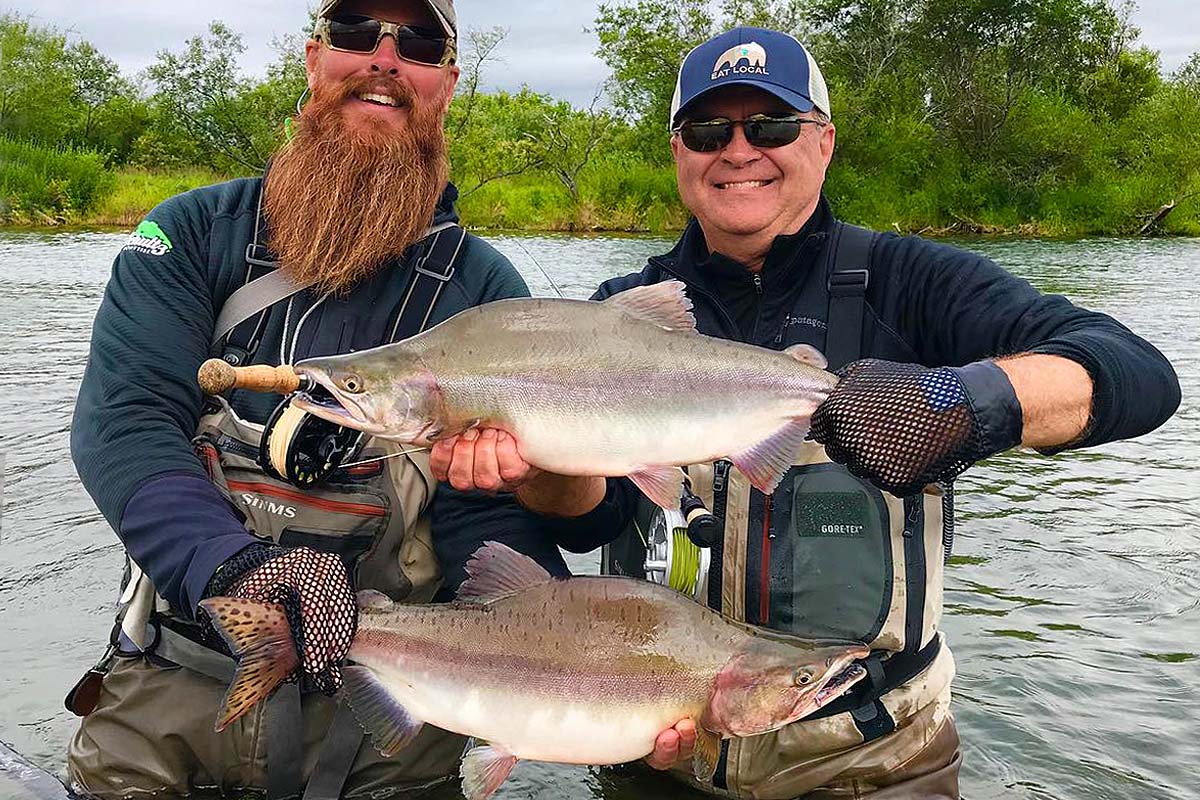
[7,0,1198,107]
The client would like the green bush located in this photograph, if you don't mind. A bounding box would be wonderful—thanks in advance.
[0,136,115,224]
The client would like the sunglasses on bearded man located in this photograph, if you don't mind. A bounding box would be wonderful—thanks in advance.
[313,14,457,67]
[673,113,826,153]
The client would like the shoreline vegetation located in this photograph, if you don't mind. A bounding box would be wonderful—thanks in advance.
[3,3,1200,238]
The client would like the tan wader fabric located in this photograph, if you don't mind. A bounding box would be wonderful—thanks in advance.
[68,656,467,800]
[678,444,957,798]
[69,400,456,798]
[668,683,958,800]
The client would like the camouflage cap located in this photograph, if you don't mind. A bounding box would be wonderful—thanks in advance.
[316,0,456,38]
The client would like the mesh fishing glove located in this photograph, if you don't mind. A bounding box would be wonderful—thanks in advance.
[810,360,1024,496]
[202,545,357,695]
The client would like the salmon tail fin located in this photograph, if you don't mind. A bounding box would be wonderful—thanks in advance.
[692,725,722,782]
[198,596,299,732]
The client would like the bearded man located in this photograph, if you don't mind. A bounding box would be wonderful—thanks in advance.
[66,1,602,797]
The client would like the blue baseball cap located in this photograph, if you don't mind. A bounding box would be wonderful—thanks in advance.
[669,27,830,128]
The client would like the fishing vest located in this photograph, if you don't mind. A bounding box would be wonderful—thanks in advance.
[68,187,471,800]
[614,224,957,795]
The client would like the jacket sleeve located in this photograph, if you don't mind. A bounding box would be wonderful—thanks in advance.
[71,196,258,619]
[878,236,1181,449]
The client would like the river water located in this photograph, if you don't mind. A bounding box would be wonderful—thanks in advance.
[0,229,1196,800]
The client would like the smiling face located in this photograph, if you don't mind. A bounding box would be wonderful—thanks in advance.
[672,85,835,267]
[304,0,459,138]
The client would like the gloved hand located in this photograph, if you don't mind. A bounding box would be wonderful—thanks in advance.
[203,545,357,694]
[810,359,1024,496]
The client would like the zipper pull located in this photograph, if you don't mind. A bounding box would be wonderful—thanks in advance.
[902,497,921,539]
[753,273,763,295]
[713,460,731,493]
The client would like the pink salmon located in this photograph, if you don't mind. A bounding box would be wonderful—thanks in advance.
[200,542,868,800]
[291,281,838,508]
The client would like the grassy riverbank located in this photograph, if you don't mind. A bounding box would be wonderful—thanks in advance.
[4,157,1199,237]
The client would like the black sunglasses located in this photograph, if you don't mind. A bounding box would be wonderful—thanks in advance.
[673,114,825,153]
[314,15,456,67]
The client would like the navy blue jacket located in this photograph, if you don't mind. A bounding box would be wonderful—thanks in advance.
[71,179,588,617]
[554,197,1181,544]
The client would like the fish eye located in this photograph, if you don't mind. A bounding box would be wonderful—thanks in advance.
[341,374,364,394]
[793,668,814,686]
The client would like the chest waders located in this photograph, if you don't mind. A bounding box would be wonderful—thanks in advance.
[611,224,957,797]
[67,185,471,800]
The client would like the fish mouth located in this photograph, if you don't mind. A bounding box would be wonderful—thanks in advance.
[793,649,871,720]
[812,662,867,707]
[291,371,382,434]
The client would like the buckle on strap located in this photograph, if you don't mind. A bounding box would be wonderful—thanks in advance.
[415,260,456,281]
[828,269,869,294]
[245,242,278,268]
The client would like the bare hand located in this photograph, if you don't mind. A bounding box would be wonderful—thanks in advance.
[645,718,696,770]
[429,428,540,493]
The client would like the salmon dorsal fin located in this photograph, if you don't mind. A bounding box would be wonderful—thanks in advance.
[357,589,394,611]
[783,343,828,370]
[456,541,556,604]
[603,280,696,331]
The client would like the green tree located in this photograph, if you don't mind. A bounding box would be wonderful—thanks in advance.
[144,22,282,173]
[593,0,716,127]
[0,14,78,142]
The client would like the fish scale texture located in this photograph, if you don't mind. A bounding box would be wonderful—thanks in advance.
[356,579,736,706]
[811,360,982,496]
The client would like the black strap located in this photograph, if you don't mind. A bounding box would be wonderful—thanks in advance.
[851,699,897,743]
[388,225,467,342]
[903,495,928,654]
[807,636,942,723]
[266,683,304,800]
[824,222,876,371]
[222,180,278,365]
[302,700,365,800]
[706,460,732,613]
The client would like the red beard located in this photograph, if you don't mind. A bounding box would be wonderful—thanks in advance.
[263,74,450,296]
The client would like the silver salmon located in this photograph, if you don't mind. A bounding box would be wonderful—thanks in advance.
[291,281,838,508]
[201,542,868,800]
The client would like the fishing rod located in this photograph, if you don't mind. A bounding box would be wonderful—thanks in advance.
[509,237,567,299]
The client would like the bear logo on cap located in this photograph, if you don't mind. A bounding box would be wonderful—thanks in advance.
[712,42,768,79]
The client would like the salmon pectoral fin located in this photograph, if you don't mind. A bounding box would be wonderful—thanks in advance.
[457,541,555,604]
[460,744,519,800]
[628,465,685,510]
[603,280,696,331]
[692,726,722,783]
[342,665,425,757]
[198,597,299,732]
[729,418,812,496]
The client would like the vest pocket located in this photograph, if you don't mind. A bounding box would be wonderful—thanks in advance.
[769,464,892,642]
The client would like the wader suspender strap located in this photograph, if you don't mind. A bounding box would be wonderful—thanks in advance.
[823,223,945,744]
[215,183,288,362]
[388,223,467,342]
[824,222,875,372]
[213,178,464,357]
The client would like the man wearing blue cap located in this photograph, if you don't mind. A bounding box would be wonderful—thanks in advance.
[505,25,1176,799]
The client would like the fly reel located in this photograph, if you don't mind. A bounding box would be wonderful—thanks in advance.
[260,392,365,488]
[644,507,711,602]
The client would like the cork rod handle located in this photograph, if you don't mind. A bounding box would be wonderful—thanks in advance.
[198,359,302,395]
